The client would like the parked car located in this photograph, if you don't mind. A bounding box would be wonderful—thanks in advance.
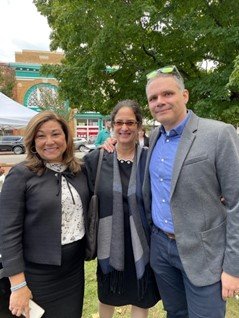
[73,137,96,152]
[0,135,25,155]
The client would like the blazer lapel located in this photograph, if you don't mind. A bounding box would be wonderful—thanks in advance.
[142,126,161,203]
[170,112,199,198]
[146,126,161,170]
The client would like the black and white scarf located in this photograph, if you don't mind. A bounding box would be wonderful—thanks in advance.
[97,146,150,298]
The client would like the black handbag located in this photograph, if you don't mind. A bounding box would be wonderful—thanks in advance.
[85,149,104,261]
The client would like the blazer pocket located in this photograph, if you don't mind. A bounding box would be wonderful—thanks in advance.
[184,154,208,166]
[201,219,226,274]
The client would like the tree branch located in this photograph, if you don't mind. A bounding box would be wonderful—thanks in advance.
[141,44,157,63]
[204,0,223,28]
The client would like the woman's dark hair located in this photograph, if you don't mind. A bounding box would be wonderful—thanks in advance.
[24,110,81,174]
[110,99,143,127]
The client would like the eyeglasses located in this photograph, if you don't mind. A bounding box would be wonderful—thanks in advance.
[113,120,138,127]
[146,65,182,80]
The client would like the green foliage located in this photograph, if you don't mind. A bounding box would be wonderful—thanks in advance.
[0,65,16,98]
[34,0,239,123]
[34,86,74,121]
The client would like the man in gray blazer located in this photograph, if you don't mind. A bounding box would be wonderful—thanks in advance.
[143,65,239,317]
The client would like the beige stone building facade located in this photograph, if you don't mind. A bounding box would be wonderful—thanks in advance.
[12,50,64,108]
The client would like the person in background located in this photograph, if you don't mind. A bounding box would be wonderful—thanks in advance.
[94,119,111,147]
[143,65,239,317]
[138,127,149,148]
[0,111,89,318]
[85,100,159,318]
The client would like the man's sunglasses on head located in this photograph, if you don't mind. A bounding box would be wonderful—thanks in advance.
[146,65,182,80]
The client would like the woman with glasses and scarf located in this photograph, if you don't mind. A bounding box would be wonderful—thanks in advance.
[0,111,89,318]
[84,100,159,318]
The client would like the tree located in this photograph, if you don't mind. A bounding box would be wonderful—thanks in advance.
[34,0,239,123]
[226,55,239,126]
[33,87,74,122]
[0,65,16,98]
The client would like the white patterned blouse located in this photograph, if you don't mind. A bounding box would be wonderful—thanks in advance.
[46,163,85,245]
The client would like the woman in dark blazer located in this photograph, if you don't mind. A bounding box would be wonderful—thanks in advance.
[85,100,159,318]
[0,111,89,318]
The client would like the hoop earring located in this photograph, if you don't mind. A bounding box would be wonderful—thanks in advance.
[30,146,37,154]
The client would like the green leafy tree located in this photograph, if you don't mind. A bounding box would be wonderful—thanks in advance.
[0,65,16,98]
[33,87,74,122]
[34,0,239,123]
[226,56,239,126]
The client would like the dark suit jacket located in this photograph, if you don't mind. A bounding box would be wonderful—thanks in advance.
[0,162,89,277]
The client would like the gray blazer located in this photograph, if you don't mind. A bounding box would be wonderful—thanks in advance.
[143,111,239,286]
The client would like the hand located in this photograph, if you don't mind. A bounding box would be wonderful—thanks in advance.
[101,137,117,152]
[221,271,239,300]
[9,286,32,317]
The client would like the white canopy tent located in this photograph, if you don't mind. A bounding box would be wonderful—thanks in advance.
[0,92,37,129]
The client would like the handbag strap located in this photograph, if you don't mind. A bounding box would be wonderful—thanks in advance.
[94,148,104,195]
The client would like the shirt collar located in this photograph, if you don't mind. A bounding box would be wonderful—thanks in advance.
[160,111,191,137]
[45,162,67,172]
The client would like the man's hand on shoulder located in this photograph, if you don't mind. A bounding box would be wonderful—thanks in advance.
[100,137,117,153]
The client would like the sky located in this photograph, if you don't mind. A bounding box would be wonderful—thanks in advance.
[0,0,52,63]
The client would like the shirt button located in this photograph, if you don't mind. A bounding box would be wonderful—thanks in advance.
[166,139,170,143]
[162,199,166,203]
[161,158,164,162]
[160,178,163,182]
[164,220,168,223]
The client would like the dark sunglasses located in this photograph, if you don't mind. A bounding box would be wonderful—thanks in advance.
[113,120,138,127]
[146,65,182,80]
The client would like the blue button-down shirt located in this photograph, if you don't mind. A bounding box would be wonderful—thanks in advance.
[149,114,190,233]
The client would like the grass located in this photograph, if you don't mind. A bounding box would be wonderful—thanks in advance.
[83,261,239,318]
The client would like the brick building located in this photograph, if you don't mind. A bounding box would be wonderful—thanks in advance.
[11,49,64,111]
[1,50,109,139]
